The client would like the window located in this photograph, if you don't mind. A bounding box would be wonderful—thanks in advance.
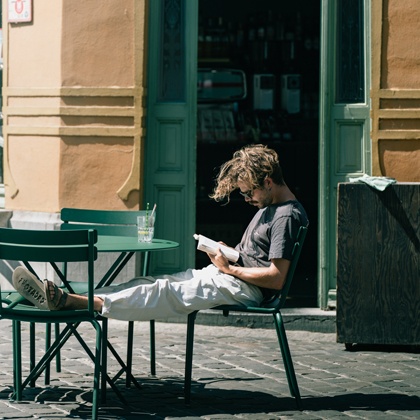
[336,0,365,103]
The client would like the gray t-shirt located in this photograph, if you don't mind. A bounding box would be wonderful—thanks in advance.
[235,200,308,268]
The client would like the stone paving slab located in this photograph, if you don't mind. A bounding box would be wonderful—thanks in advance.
[0,319,419,419]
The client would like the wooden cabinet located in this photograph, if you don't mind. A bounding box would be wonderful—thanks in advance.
[336,183,420,346]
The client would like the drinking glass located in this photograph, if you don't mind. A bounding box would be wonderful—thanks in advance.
[137,214,155,242]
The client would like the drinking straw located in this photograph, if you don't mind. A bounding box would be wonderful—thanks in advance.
[150,203,157,221]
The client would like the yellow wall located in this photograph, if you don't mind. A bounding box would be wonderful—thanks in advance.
[4,0,419,215]
[371,0,420,181]
[3,0,146,211]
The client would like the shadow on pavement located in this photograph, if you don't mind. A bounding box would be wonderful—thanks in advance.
[345,343,420,353]
[301,393,420,411]
[3,377,420,419]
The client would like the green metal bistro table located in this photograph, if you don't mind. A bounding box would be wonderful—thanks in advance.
[94,236,179,400]
[96,236,179,289]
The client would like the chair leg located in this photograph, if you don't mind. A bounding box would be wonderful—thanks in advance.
[11,319,103,420]
[150,320,156,376]
[29,323,37,387]
[68,323,128,405]
[19,324,77,392]
[273,312,301,408]
[126,321,134,387]
[12,320,22,401]
[91,320,102,420]
[44,324,51,385]
[55,323,62,372]
[100,318,108,403]
[184,311,198,404]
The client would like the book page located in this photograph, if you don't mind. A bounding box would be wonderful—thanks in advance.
[193,234,239,263]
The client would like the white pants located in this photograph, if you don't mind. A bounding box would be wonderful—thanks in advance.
[95,264,263,321]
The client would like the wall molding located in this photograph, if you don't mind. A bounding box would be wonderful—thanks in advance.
[370,1,420,175]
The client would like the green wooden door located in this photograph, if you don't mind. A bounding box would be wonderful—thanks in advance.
[144,0,198,275]
[318,0,371,308]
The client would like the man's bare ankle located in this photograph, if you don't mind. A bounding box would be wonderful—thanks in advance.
[94,297,104,312]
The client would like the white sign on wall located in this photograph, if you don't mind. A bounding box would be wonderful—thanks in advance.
[8,0,33,23]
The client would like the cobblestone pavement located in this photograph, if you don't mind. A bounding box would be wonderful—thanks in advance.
[0,319,419,419]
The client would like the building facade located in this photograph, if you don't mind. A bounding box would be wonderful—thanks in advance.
[1,0,419,308]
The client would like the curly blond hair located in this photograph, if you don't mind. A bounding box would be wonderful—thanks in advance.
[210,144,285,202]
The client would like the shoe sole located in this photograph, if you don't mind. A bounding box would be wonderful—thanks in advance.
[12,267,49,310]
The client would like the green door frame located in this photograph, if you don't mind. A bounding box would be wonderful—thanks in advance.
[318,0,371,309]
[145,0,371,309]
[144,0,198,275]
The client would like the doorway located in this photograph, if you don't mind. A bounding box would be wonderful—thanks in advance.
[195,0,320,307]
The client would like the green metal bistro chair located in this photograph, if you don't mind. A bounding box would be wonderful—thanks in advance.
[0,287,41,387]
[0,227,102,420]
[184,225,308,408]
[60,208,154,398]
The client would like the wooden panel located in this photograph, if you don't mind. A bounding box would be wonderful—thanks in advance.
[156,118,184,171]
[335,121,363,174]
[151,186,184,274]
[336,183,420,345]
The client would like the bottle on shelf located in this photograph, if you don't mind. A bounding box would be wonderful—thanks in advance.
[236,22,244,49]
[198,16,205,58]
[203,17,214,59]
[212,17,222,57]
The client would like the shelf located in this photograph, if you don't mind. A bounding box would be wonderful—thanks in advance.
[197,139,317,147]
[198,58,231,64]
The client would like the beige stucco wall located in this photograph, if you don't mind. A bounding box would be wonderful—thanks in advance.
[7,1,63,87]
[381,0,420,89]
[3,0,145,212]
[372,0,420,181]
[61,1,135,87]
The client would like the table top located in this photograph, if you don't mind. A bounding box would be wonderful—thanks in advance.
[96,235,179,253]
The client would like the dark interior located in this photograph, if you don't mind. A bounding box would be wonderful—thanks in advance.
[196,0,320,307]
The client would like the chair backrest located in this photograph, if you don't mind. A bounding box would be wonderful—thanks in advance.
[60,208,141,236]
[0,227,98,315]
[262,225,308,309]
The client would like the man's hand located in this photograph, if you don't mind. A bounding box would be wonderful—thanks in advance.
[207,248,231,273]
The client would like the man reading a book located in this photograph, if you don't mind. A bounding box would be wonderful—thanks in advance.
[13,144,309,320]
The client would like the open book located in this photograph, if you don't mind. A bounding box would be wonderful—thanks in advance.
[193,234,239,263]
